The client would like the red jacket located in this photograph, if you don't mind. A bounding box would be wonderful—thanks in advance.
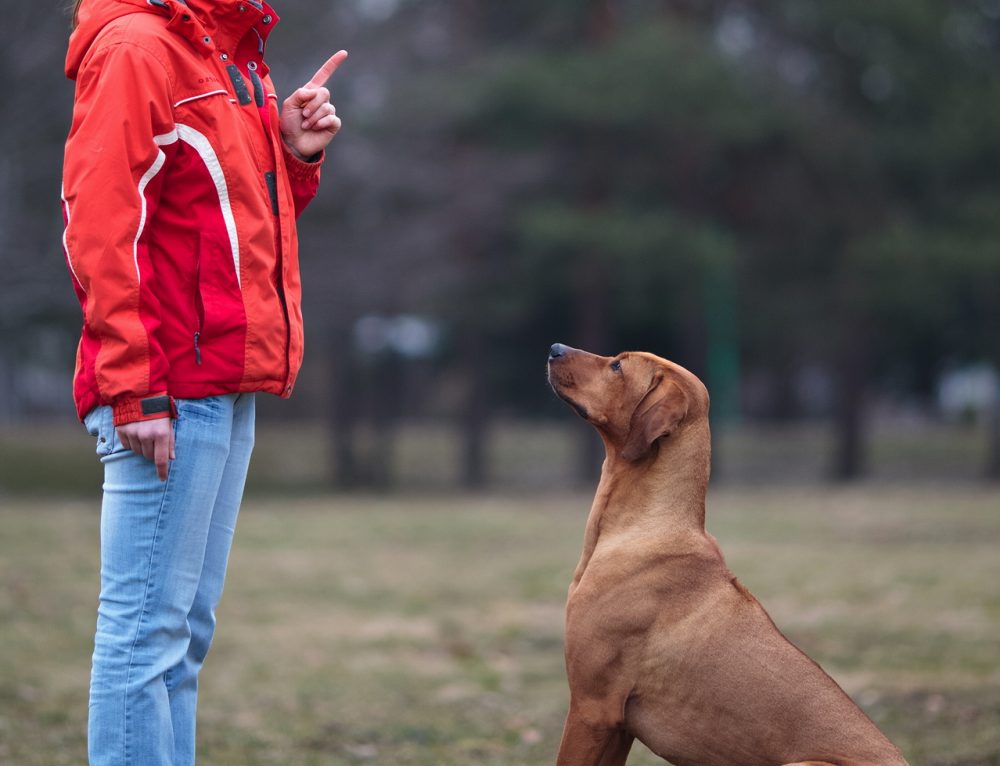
[62,0,321,425]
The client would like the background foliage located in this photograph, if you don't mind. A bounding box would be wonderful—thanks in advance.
[1,0,999,487]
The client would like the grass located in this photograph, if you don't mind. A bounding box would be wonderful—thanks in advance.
[1,486,999,765]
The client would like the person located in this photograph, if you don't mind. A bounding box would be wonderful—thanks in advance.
[61,1,345,763]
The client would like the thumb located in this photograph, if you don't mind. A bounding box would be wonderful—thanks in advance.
[287,87,317,109]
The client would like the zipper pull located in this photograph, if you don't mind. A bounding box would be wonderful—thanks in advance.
[194,332,202,365]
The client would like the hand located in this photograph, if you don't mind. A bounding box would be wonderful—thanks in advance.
[117,418,175,481]
[280,50,348,161]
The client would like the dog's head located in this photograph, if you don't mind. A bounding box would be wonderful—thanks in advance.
[547,344,709,462]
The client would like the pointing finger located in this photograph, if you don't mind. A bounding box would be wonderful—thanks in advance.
[305,50,348,88]
[154,433,170,482]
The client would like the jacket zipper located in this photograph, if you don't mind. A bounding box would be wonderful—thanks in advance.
[194,259,204,366]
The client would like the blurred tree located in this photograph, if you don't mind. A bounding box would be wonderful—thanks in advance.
[439,0,1000,482]
[7,0,999,488]
[451,12,766,479]
[771,0,1000,477]
[0,2,81,420]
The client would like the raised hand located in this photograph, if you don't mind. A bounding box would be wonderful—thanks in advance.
[280,50,348,161]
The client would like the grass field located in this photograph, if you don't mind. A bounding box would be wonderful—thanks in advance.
[1,486,999,765]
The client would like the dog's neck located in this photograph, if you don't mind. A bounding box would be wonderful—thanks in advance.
[602,418,712,530]
[570,420,711,587]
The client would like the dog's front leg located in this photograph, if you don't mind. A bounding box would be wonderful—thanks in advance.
[556,706,633,766]
[596,729,633,766]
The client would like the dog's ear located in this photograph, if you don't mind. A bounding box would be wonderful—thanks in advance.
[620,378,689,462]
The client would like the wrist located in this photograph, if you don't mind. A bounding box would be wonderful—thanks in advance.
[281,136,308,162]
[282,136,307,161]
[112,394,177,426]
[281,136,320,163]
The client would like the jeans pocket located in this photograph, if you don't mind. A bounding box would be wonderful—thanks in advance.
[84,406,116,457]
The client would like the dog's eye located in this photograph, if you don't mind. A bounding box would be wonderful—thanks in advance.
[610,360,622,373]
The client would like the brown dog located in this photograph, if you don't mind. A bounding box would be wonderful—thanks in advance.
[547,344,908,766]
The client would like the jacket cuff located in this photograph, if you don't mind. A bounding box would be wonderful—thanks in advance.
[112,393,178,426]
[281,141,325,181]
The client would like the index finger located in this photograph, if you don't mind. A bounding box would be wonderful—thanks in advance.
[154,433,170,482]
[306,50,348,88]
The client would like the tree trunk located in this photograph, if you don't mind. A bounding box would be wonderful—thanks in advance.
[451,140,493,491]
[459,325,489,490]
[368,352,401,490]
[329,322,359,488]
[830,329,868,481]
[568,0,617,486]
[574,257,611,484]
[986,373,1000,481]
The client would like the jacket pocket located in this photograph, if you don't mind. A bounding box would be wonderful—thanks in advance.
[194,261,205,366]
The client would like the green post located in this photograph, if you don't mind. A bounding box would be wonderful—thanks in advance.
[705,254,741,427]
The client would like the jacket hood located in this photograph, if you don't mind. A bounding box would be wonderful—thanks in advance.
[66,0,276,80]
[69,0,162,79]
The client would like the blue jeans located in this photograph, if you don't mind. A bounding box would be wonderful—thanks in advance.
[84,393,255,766]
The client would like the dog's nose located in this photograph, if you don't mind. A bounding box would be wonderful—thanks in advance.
[549,343,570,360]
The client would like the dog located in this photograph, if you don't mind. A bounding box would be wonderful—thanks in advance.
[547,344,908,766]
